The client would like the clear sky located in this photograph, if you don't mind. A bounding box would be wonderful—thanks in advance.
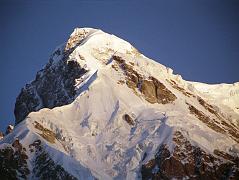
[0,0,239,132]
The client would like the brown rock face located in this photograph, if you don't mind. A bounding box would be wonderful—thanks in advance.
[141,131,239,180]
[141,80,157,103]
[34,121,56,143]
[112,55,177,104]
[65,28,89,52]
[150,76,177,104]
[161,157,185,177]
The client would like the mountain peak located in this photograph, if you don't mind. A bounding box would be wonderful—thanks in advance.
[66,27,142,62]
[1,27,239,179]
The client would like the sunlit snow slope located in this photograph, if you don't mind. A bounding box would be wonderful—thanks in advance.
[1,27,239,180]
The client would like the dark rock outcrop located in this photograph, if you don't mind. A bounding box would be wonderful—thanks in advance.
[123,114,135,126]
[0,139,29,179]
[30,139,77,180]
[5,125,14,135]
[0,132,4,140]
[14,48,87,124]
[0,137,77,180]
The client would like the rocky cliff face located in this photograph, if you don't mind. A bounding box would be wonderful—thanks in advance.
[0,138,77,180]
[141,131,239,180]
[14,48,87,124]
[1,27,239,179]
[14,28,95,124]
[0,139,29,179]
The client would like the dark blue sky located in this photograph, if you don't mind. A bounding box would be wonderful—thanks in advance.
[0,0,239,132]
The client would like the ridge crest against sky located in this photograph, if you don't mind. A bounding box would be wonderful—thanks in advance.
[0,0,239,130]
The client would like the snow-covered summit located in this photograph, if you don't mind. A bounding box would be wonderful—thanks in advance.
[1,27,239,179]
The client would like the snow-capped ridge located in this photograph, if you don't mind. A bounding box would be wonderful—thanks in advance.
[2,27,238,179]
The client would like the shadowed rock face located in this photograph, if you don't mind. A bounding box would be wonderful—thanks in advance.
[141,131,239,180]
[0,138,77,180]
[14,49,87,124]
[0,139,29,179]
[30,140,77,180]
[33,150,77,180]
